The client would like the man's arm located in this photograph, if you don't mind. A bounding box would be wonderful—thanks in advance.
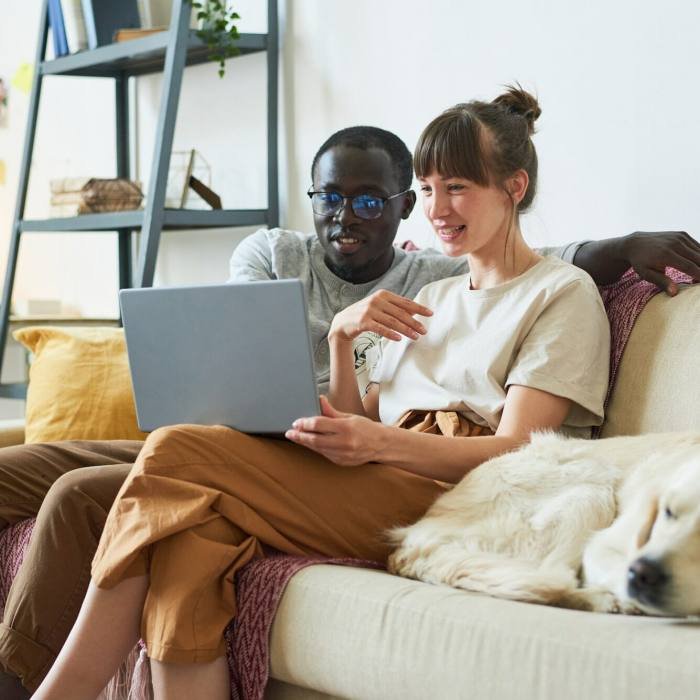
[228,229,276,282]
[571,231,700,294]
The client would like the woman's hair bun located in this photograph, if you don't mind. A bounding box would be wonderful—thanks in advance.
[492,84,541,134]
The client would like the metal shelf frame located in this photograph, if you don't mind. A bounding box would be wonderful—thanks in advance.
[21,208,269,232]
[0,0,279,398]
[41,31,268,78]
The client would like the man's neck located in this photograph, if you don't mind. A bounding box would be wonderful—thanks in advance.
[324,249,396,285]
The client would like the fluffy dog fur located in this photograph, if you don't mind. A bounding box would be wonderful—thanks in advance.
[388,431,700,616]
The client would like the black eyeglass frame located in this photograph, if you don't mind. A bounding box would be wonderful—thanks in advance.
[306,188,413,220]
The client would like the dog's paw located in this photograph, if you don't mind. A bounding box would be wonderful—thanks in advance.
[616,599,646,615]
[557,588,623,613]
[387,520,452,580]
[386,547,418,579]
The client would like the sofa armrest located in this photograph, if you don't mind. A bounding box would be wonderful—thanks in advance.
[0,420,25,448]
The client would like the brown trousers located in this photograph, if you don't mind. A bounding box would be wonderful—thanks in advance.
[0,440,143,691]
[0,412,480,685]
[91,425,447,663]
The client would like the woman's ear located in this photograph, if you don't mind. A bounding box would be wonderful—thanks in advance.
[506,170,529,206]
[636,495,659,548]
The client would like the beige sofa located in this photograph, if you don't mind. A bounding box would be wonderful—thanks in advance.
[264,284,700,700]
[2,285,699,699]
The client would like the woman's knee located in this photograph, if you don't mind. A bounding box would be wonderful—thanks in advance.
[139,424,247,472]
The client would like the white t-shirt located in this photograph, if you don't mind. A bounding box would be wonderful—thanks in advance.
[368,256,611,438]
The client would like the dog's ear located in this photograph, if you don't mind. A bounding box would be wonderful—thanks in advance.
[636,495,659,548]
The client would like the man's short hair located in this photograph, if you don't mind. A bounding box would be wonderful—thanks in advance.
[311,126,413,191]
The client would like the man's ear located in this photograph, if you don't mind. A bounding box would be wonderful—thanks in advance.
[401,190,417,220]
[506,170,529,206]
[636,495,659,548]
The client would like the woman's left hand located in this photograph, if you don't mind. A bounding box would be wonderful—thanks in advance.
[285,396,386,466]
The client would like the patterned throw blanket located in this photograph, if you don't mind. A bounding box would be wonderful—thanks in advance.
[596,267,693,410]
[0,267,694,700]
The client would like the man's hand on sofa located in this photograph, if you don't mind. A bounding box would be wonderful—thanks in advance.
[574,231,700,294]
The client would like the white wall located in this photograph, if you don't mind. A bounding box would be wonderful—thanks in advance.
[2,0,699,311]
[282,0,700,251]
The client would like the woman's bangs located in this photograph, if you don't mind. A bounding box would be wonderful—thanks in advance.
[414,112,489,185]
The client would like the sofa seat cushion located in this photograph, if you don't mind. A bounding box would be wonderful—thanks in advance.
[269,565,700,700]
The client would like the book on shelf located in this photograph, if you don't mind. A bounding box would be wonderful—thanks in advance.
[50,176,91,194]
[50,192,83,205]
[80,0,141,49]
[114,27,167,42]
[47,0,69,58]
[60,0,88,54]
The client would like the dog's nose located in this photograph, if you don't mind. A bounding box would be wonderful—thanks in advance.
[627,557,668,603]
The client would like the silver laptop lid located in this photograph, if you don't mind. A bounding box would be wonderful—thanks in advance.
[119,280,320,434]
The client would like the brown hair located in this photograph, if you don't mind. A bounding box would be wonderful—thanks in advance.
[414,84,541,212]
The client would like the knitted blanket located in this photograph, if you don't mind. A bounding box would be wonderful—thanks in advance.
[0,523,378,700]
[0,267,693,699]
[596,267,693,412]
[224,553,382,700]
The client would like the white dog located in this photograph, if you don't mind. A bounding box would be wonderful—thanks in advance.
[388,431,700,616]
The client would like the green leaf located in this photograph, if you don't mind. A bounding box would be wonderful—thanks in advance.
[190,2,241,77]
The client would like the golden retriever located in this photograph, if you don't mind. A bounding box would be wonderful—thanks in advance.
[388,431,700,616]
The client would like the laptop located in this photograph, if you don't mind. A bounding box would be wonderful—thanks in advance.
[119,280,320,434]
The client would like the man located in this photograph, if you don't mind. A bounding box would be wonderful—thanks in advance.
[0,126,698,698]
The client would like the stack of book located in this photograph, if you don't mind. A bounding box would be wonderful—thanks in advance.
[50,177,143,217]
[48,0,141,58]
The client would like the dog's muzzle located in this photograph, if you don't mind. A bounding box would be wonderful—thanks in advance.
[627,556,669,608]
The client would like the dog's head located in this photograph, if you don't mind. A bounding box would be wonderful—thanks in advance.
[625,456,700,616]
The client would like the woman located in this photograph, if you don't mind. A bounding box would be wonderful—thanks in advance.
[33,87,610,699]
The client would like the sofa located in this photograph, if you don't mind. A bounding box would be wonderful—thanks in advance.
[264,282,700,700]
[1,283,699,700]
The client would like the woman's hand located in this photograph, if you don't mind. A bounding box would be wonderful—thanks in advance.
[285,396,387,466]
[329,290,433,344]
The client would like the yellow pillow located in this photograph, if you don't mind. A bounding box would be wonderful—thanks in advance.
[13,326,148,444]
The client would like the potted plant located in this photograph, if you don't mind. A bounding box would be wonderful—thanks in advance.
[189,0,240,77]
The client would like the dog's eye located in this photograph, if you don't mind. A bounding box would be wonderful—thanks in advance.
[664,506,676,519]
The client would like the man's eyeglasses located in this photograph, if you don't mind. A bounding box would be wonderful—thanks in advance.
[307,189,412,221]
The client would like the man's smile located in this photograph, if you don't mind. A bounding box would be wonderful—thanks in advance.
[329,231,364,254]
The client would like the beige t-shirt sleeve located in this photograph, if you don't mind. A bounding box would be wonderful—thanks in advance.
[506,278,610,427]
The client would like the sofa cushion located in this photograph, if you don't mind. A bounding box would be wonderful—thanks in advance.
[0,420,25,448]
[13,326,147,444]
[268,565,700,700]
[602,284,700,436]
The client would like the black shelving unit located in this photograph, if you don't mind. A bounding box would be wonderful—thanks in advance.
[0,0,279,399]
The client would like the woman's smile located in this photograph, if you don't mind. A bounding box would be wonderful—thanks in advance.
[436,225,466,243]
